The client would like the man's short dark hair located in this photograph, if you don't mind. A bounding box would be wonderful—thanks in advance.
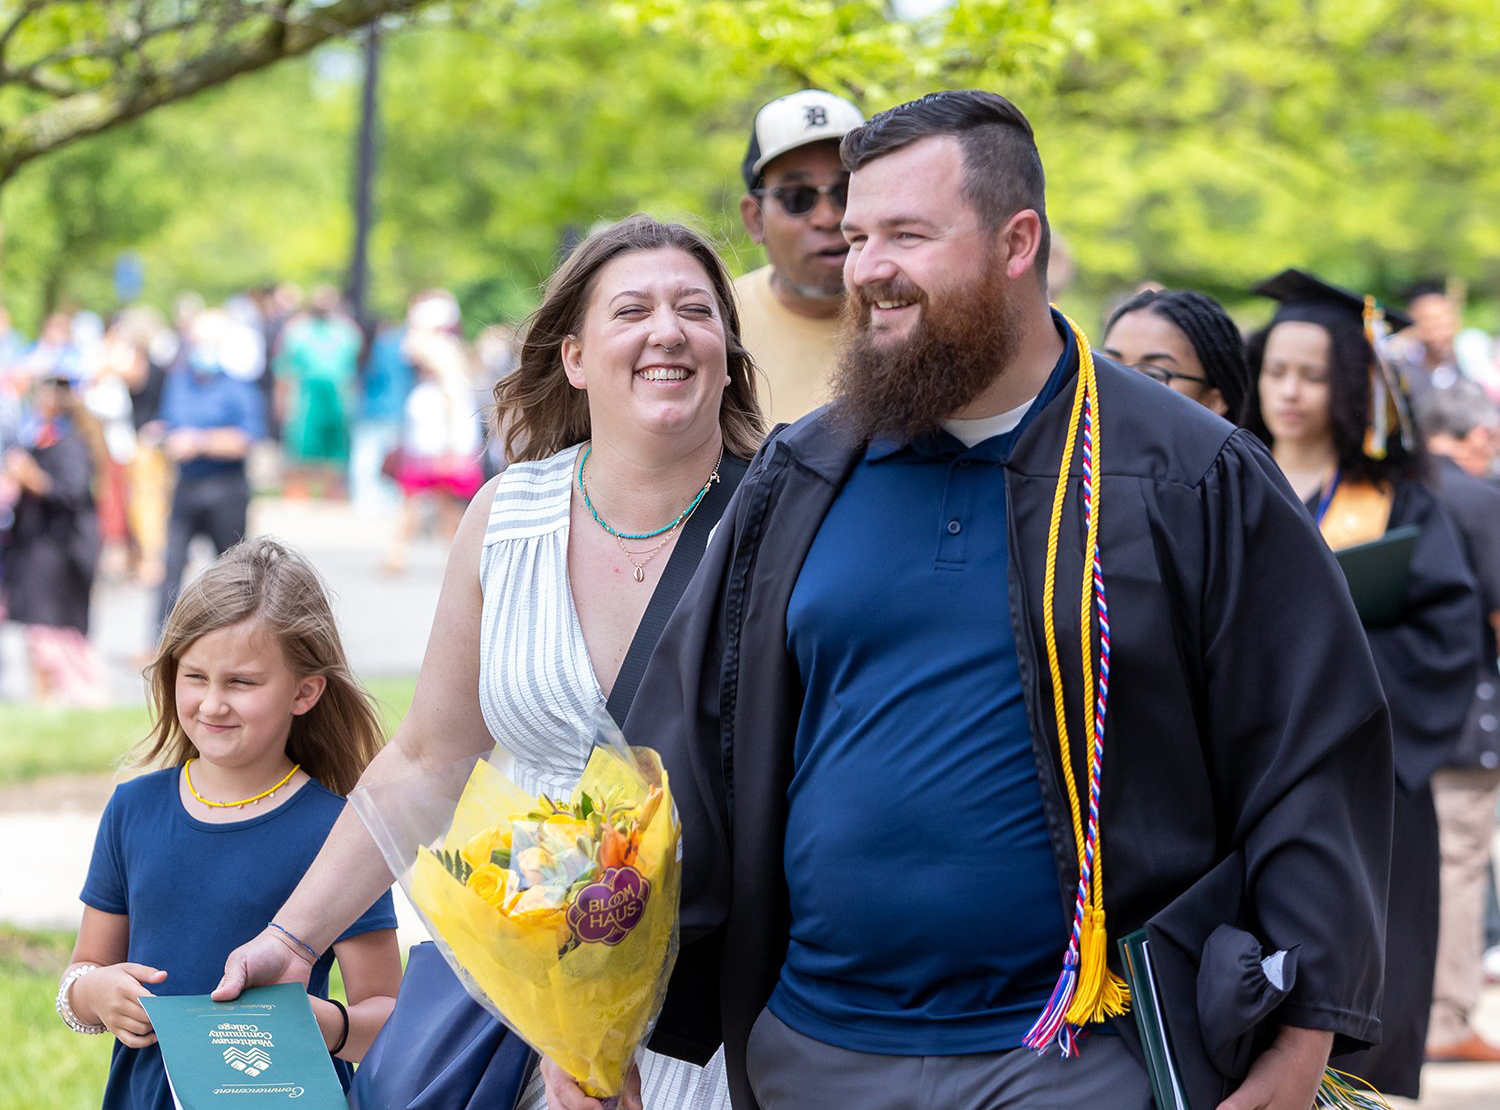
[840,90,1050,278]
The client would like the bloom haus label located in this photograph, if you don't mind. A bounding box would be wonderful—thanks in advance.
[568,866,651,945]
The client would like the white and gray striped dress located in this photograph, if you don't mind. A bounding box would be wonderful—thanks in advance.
[479,444,730,1110]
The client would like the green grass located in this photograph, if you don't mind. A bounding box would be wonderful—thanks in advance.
[0,926,114,1110]
[0,702,151,782]
[0,676,418,785]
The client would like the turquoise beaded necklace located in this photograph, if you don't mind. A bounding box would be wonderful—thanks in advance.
[577,443,722,541]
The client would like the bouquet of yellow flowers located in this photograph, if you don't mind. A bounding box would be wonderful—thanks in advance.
[352,711,681,1104]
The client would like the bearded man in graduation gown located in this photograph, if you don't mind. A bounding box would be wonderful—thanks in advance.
[542,90,1395,1110]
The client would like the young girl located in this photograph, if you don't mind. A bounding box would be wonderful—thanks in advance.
[56,537,402,1109]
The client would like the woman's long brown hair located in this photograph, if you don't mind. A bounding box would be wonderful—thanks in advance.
[493,214,766,463]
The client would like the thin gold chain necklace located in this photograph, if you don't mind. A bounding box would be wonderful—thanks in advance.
[184,758,300,809]
[614,528,679,582]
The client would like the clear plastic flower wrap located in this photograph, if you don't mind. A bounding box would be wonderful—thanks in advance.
[350,708,681,1104]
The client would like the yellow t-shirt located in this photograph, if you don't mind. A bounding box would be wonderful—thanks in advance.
[734,265,843,427]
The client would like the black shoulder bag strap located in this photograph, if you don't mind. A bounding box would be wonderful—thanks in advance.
[605,454,750,726]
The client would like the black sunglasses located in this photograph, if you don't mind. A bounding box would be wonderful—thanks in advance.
[752,180,849,217]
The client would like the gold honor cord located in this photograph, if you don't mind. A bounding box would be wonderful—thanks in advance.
[1024,312,1130,1055]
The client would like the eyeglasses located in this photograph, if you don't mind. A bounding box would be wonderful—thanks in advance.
[751,180,849,217]
[1133,363,1209,388]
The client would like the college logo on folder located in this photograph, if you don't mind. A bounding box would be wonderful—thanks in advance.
[223,1046,272,1076]
[141,983,346,1108]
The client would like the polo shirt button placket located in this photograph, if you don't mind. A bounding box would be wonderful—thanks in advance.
[947,520,962,535]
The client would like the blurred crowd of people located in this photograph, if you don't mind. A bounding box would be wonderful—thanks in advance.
[0,285,517,705]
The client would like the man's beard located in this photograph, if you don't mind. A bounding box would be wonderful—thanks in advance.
[829,262,1024,444]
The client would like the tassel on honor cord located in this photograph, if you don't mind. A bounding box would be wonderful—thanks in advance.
[1023,315,1130,1057]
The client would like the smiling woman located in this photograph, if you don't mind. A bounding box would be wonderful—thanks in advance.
[495,215,763,466]
[216,215,766,1110]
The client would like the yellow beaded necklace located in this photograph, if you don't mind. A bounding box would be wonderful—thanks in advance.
[184,758,300,809]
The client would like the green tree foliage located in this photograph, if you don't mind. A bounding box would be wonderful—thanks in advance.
[2,0,1498,330]
[0,53,359,325]
[1030,0,1500,314]
[0,0,433,182]
[368,0,1068,324]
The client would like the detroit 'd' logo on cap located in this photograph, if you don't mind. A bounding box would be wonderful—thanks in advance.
[567,865,651,946]
[804,105,828,128]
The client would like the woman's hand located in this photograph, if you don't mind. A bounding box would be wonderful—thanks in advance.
[213,926,314,1001]
[540,1057,641,1110]
[70,963,168,1049]
[1216,1025,1333,1110]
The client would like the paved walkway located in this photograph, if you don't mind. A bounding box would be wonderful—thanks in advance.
[1,495,450,704]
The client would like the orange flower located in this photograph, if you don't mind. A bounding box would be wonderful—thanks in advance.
[600,824,628,870]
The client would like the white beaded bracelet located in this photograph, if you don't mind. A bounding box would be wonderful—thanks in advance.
[56,964,107,1034]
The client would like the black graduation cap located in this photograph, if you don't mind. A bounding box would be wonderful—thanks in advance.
[1252,268,1413,332]
[1252,268,1415,458]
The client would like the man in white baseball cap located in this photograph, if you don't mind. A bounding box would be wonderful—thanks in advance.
[736,90,863,425]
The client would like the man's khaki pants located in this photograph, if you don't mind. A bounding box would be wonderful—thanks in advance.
[1429,766,1500,1048]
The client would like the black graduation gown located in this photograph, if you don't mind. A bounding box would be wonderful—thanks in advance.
[631,355,1396,1110]
[5,430,100,632]
[1328,478,1481,1096]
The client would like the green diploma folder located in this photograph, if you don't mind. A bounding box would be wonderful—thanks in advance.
[140,983,346,1109]
[1332,523,1419,628]
[1118,929,1191,1110]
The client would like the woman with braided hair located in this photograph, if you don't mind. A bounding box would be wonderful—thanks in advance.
[1102,288,1250,421]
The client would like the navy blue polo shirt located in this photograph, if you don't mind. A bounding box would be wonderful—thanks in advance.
[770,319,1074,1055]
[158,366,266,481]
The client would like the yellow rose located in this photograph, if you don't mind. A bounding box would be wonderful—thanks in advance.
[511,888,571,941]
[460,825,511,871]
[465,863,509,907]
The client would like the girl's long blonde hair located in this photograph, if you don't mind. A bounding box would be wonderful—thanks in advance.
[136,538,384,795]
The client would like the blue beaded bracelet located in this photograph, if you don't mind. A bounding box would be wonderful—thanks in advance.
[269,921,320,961]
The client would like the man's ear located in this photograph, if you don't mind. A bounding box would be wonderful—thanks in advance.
[561,335,588,390]
[740,194,765,244]
[997,209,1044,282]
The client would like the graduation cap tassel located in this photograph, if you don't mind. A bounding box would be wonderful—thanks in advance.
[1361,295,1415,463]
[1024,315,1129,1055]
